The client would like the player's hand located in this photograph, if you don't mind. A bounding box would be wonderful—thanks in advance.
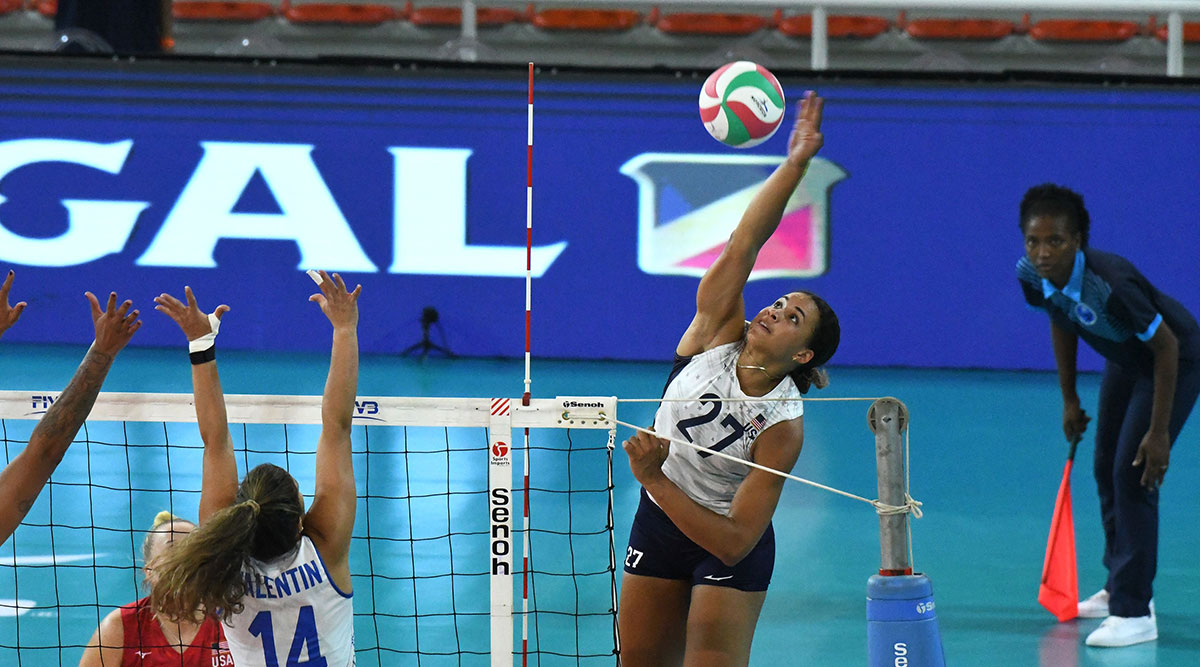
[1133,429,1171,490]
[309,271,361,331]
[0,270,27,338]
[1062,400,1090,444]
[85,291,141,356]
[623,430,671,486]
[154,287,229,342]
[785,90,824,168]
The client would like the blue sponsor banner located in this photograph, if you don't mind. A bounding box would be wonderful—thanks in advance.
[1,56,1198,371]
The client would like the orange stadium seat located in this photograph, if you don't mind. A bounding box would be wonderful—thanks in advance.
[173,1,276,22]
[409,4,523,27]
[0,0,20,15]
[30,0,55,17]
[1029,19,1139,42]
[904,18,1016,40]
[283,2,397,24]
[654,11,772,36]
[530,8,641,32]
[777,14,890,39]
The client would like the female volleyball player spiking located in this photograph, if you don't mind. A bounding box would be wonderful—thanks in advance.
[618,91,840,666]
[80,512,235,666]
[149,271,361,666]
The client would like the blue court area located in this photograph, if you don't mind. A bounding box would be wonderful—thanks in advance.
[1,343,1199,666]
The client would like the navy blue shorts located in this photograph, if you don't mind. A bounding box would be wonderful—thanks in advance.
[623,489,774,592]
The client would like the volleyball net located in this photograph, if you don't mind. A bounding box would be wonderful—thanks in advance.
[0,390,619,666]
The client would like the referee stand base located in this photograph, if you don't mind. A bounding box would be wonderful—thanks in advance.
[866,574,946,667]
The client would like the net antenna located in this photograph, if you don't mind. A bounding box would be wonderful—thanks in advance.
[523,61,534,407]
[518,61,534,667]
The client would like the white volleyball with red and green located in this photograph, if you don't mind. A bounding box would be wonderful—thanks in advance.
[698,61,785,149]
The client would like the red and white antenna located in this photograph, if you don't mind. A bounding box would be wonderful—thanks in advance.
[521,61,534,667]
[523,62,534,407]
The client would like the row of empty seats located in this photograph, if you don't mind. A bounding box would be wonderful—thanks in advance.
[6,1,1200,43]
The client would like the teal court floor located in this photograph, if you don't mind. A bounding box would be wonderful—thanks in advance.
[1,343,1199,666]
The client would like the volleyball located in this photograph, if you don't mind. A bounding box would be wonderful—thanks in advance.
[699,61,785,148]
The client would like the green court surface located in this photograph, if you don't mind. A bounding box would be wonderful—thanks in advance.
[1,344,1198,666]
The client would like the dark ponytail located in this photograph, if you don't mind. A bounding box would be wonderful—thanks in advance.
[150,463,303,623]
[787,291,840,394]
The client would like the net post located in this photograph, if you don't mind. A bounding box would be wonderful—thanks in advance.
[867,397,910,575]
[865,397,945,665]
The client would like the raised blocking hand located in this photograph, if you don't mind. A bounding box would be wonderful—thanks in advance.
[154,287,229,342]
[0,270,27,338]
[85,291,141,356]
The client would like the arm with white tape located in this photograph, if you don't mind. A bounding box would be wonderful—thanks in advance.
[153,287,236,522]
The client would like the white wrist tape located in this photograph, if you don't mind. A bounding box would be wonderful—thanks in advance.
[188,313,222,352]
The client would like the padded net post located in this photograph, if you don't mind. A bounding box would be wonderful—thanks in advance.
[867,397,910,576]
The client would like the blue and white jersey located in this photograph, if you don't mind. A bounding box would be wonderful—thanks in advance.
[225,535,355,667]
[1017,248,1200,372]
[655,335,804,516]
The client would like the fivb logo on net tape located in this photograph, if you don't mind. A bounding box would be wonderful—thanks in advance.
[620,154,846,280]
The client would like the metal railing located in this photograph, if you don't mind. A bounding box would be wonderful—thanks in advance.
[448,0,1200,76]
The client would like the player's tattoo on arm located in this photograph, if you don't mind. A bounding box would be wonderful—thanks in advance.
[31,348,115,464]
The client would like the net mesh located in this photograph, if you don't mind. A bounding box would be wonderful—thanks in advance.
[0,392,618,666]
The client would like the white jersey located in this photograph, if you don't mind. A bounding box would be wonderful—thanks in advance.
[655,337,804,516]
[225,535,355,667]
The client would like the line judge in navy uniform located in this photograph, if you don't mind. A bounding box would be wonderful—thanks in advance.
[1016,183,1200,648]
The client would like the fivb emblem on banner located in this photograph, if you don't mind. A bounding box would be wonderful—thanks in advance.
[620,153,846,280]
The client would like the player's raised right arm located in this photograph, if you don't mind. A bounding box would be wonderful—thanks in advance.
[154,287,237,523]
[678,91,825,356]
[304,271,361,587]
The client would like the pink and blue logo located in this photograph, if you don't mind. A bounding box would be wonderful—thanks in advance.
[620,153,845,280]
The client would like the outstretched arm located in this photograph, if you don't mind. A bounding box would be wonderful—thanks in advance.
[677,92,825,356]
[0,270,27,341]
[0,291,140,547]
[303,272,361,586]
[154,287,236,524]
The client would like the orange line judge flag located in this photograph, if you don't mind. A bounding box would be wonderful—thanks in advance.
[1039,437,1080,622]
